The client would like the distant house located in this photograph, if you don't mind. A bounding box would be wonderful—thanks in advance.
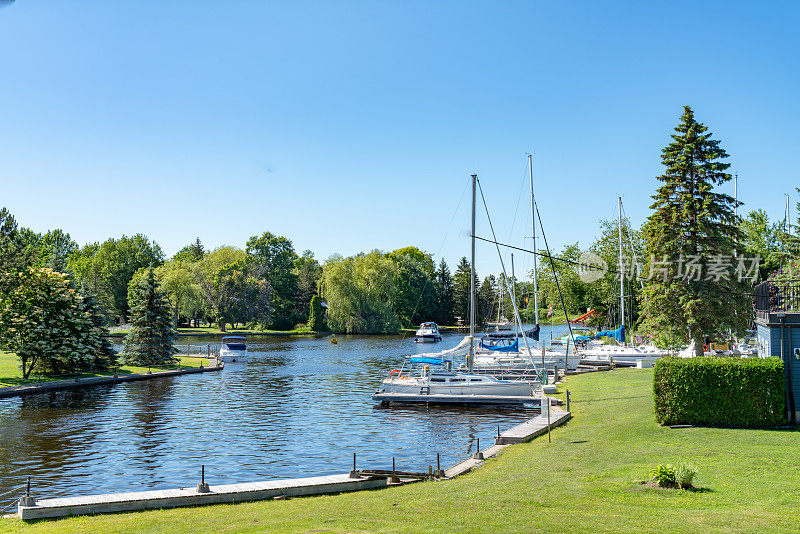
[754,281,799,424]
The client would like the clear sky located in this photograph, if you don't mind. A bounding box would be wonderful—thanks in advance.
[1,1,798,278]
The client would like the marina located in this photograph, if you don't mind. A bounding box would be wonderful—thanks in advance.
[0,331,571,513]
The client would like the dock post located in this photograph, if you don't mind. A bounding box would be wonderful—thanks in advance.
[19,476,35,507]
[566,390,571,412]
[349,453,359,478]
[388,457,400,484]
[187,344,190,357]
[433,453,444,478]
[197,465,210,493]
[473,438,484,460]
[546,397,552,443]
[207,344,210,358]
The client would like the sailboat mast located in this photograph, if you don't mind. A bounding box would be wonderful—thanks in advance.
[529,154,539,326]
[469,173,477,372]
[618,196,624,341]
[511,253,517,338]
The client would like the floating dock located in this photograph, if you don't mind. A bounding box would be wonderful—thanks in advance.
[372,392,545,405]
[445,405,571,477]
[16,473,388,520]
[0,363,223,400]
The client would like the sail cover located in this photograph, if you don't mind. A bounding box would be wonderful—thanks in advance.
[409,356,451,365]
[479,337,519,352]
[595,324,625,343]
[484,324,540,341]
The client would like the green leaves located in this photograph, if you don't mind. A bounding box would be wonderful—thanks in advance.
[653,357,785,427]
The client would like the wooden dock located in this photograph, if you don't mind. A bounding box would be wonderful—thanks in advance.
[0,363,224,400]
[17,473,388,520]
[445,405,571,477]
[372,392,544,405]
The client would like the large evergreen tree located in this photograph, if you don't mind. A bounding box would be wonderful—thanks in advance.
[433,259,455,325]
[123,268,178,366]
[452,257,474,325]
[641,106,750,355]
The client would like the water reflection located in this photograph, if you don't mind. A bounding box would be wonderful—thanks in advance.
[0,329,569,509]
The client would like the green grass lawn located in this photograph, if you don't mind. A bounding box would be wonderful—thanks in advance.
[2,369,798,533]
[0,352,208,388]
[110,326,322,336]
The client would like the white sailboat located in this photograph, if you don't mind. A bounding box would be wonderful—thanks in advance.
[373,173,541,403]
[577,197,666,366]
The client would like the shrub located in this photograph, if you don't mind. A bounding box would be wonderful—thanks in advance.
[649,464,676,487]
[674,461,697,489]
[653,357,785,427]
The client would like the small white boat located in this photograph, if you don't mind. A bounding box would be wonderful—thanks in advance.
[218,336,247,362]
[414,322,442,343]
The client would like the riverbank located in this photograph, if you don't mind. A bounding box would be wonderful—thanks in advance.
[0,351,209,389]
[4,368,798,533]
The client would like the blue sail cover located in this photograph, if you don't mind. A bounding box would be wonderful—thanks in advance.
[478,337,519,352]
[409,356,451,365]
[595,324,626,343]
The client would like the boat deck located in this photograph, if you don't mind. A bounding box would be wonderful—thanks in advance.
[372,392,544,405]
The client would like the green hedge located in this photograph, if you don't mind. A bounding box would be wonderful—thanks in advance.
[653,357,785,427]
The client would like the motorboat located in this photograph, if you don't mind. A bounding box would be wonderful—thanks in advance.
[218,336,247,362]
[414,322,442,343]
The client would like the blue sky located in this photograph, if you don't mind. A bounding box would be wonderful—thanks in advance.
[1,1,798,277]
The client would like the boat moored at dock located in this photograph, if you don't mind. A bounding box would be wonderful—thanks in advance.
[218,336,247,362]
[414,322,442,343]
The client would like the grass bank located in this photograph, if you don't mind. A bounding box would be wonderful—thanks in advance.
[109,326,323,337]
[3,369,799,533]
[0,352,207,388]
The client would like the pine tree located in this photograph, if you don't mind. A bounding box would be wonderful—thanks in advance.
[123,268,178,366]
[308,295,328,331]
[433,259,455,325]
[80,291,118,370]
[452,257,476,326]
[641,106,750,355]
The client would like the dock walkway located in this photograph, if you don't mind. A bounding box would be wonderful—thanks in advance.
[0,363,223,400]
[17,474,387,520]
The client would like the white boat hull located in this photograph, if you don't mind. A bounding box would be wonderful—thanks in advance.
[219,349,247,363]
[379,376,535,397]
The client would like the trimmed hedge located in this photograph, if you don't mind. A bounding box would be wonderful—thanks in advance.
[653,357,785,427]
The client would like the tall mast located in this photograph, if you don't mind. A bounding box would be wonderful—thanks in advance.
[511,253,517,338]
[618,196,624,339]
[469,173,477,372]
[787,193,792,236]
[734,173,738,220]
[529,154,539,328]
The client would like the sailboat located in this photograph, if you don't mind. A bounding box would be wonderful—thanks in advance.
[372,174,541,403]
[577,197,666,366]
[470,154,580,372]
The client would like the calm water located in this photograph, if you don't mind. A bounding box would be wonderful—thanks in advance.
[0,328,569,510]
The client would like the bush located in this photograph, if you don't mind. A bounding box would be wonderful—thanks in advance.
[674,461,697,489]
[653,357,785,427]
[649,464,676,487]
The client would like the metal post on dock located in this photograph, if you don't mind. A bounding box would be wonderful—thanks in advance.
[197,465,210,493]
[566,390,571,412]
[473,438,484,460]
[207,344,210,358]
[19,476,35,507]
[349,452,359,478]
[546,397,552,443]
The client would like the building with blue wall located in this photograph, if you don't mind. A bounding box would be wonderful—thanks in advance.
[755,282,799,424]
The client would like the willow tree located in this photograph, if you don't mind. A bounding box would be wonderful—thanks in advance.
[319,251,400,334]
[641,106,750,355]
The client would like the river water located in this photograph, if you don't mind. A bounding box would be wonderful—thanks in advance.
[0,327,570,510]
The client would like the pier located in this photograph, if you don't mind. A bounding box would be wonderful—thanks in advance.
[0,362,223,400]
